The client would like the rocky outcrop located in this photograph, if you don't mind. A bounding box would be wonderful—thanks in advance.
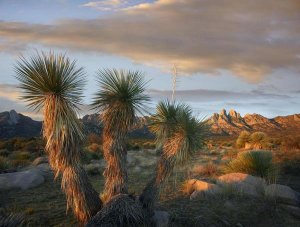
[265,184,300,206]
[186,173,300,207]
[0,110,42,139]
[208,109,300,135]
[0,167,45,191]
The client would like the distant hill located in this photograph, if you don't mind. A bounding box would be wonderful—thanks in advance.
[0,110,42,139]
[208,109,300,135]
[0,109,299,139]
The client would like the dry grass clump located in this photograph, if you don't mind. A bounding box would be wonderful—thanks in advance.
[236,131,250,148]
[224,150,278,181]
[190,162,219,178]
[0,211,24,227]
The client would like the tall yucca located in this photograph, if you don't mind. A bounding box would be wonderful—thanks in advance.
[15,52,102,224]
[92,69,150,202]
[140,101,207,214]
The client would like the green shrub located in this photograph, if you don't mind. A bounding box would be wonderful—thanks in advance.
[224,150,278,181]
[0,156,10,171]
[250,132,270,149]
[236,131,250,148]
[0,149,10,157]
[12,151,31,160]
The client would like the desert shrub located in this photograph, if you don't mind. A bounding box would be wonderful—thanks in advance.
[236,131,250,148]
[223,149,238,159]
[0,149,10,157]
[87,133,102,145]
[190,162,219,178]
[142,141,155,149]
[0,157,10,171]
[250,132,270,149]
[82,148,103,164]
[280,136,300,151]
[11,159,31,168]
[281,159,300,175]
[224,150,278,180]
[11,151,31,160]
[85,164,101,175]
[88,143,102,153]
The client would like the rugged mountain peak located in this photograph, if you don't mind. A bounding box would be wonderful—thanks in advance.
[243,113,269,125]
[9,110,20,125]
[229,109,241,119]
[220,109,227,116]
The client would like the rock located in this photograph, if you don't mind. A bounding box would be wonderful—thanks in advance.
[0,169,45,191]
[151,210,169,227]
[32,156,48,166]
[281,205,300,218]
[265,184,300,206]
[190,184,222,200]
[36,163,52,176]
[217,173,266,196]
[127,155,135,165]
[182,179,221,197]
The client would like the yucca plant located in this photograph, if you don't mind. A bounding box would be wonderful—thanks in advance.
[139,101,208,215]
[92,69,150,202]
[224,150,278,181]
[15,52,102,224]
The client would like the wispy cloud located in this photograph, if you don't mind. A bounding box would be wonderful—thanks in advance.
[82,0,127,11]
[0,0,300,82]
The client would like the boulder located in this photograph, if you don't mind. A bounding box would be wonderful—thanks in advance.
[151,210,169,227]
[32,156,48,166]
[190,184,222,200]
[265,184,300,206]
[281,205,300,218]
[36,163,52,176]
[217,173,266,196]
[182,179,221,197]
[0,169,45,191]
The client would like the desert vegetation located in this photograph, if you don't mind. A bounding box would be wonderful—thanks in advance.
[0,52,300,226]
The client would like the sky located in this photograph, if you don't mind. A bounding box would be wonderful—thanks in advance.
[0,0,299,120]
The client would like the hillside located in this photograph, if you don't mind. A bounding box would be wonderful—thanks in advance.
[0,110,42,139]
[0,109,299,139]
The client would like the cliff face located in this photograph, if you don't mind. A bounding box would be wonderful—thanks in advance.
[208,109,300,135]
[0,110,42,139]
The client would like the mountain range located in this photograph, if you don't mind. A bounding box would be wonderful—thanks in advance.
[0,109,299,139]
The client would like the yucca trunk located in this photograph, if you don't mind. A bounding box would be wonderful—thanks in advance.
[44,97,102,224]
[102,127,128,202]
[139,151,175,215]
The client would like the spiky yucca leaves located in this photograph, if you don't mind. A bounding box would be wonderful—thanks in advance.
[140,101,207,214]
[92,69,149,202]
[15,52,102,224]
[87,194,148,227]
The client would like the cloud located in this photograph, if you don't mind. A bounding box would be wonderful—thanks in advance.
[82,0,126,11]
[147,88,291,103]
[0,84,21,102]
[0,0,300,82]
